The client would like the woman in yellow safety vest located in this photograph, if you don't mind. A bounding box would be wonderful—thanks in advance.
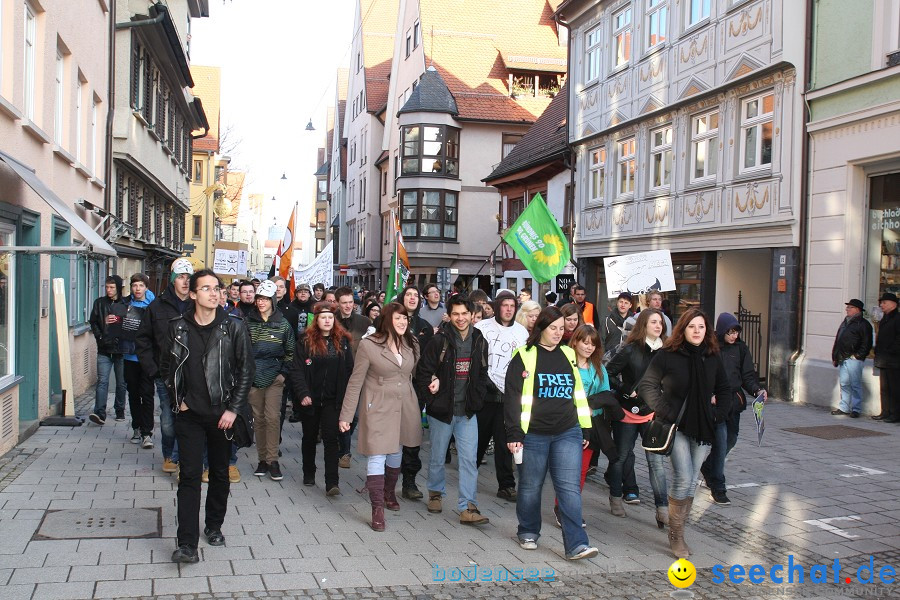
[503,306,598,561]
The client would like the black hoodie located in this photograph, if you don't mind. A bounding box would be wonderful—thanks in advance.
[135,282,192,379]
[89,276,125,355]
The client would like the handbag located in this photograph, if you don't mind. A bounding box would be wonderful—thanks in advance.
[641,395,688,456]
[225,408,254,448]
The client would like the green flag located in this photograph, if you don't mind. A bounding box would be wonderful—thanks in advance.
[384,246,399,304]
[502,193,570,283]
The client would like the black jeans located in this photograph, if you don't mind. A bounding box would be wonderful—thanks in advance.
[475,401,515,490]
[124,360,154,435]
[300,401,340,487]
[880,368,900,419]
[401,445,422,486]
[175,410,231,549]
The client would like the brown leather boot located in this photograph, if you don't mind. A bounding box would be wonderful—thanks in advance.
[655,505,669,528]
[383,466,401,511]
[367,474,386,532]
[667,496,690,558]
[609,496,626,517]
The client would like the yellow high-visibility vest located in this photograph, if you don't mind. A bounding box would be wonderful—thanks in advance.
[515,345,592,434]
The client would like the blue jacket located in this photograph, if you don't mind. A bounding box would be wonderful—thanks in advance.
[120,290,155,361]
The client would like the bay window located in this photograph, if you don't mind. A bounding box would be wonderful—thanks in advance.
[401,125,460,177]
[400,189,458,240]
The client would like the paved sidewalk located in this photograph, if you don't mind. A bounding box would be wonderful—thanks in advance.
[0,393,898,599]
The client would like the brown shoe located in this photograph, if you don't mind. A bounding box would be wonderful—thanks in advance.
[609,496,626,517]
[338,454,352,469]
[201,470,209,484]
[162,458,178,474]
[228,465,241,484]
[427,491,442,513]
[460,502,489,525]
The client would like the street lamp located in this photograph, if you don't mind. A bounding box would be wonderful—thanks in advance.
[305,119,315,131]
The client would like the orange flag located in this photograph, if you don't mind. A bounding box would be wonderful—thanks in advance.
[279,205,296,299]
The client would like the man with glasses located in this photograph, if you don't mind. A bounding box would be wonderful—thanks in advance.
[161,269,253,563]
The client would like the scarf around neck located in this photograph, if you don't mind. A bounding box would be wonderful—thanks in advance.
[677,342,717,445]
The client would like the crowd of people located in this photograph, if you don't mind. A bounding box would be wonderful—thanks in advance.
[87,263,766,564]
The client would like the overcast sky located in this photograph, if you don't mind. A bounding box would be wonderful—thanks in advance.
[191,0,356,251]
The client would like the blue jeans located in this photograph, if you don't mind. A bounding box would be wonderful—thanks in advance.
[839,358,865,413]
[155,379,178,462]
[94,353,126,419]
[516,426,590,556]
[700,413,742,492]
[668,431,711,500]
[427,414,479,510]
[608,421,668,506]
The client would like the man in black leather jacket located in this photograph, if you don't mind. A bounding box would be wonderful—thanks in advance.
[831,299,873,418]
[160,269,254,564]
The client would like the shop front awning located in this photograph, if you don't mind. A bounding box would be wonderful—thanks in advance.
[0,150,117,257]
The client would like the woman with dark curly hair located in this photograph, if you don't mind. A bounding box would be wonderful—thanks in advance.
[290,302,354,496]
[639,307,731,559]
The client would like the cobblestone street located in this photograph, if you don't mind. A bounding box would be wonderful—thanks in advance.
[0,394,899,599]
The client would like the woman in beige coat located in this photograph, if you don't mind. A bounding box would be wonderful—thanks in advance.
[339,302,421,531]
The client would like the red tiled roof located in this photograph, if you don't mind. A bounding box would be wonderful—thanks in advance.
[419,0,565,123]
[361,0,397,114]
[194,136,218,152]
[484,82,568,182]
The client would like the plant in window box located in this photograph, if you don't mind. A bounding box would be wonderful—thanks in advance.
[511,77,533,98]
[542,83,561,98]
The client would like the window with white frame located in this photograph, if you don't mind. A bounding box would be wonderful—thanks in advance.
[406,30,411,58]
[349,180,355,207]
[613,7,632,68]
[75,79,83,161]
[616,137,636,197]
[690,110,718,182]
[54,51,64,144]
[588,146,606,204]
[361,129,367,165]
[646,0,668,49]
[585,25,602,82]
[686,0,710,28]
[740,92,774,172]
[649,126,673,190]
[360,175,366,213]
[89,98,97,173]
[0,223,15,381]
[414,21,421,48]
[24,2,36,120]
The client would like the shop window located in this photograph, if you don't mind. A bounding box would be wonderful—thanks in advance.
[0,225,14,380]
[869,173,900,311]
[671,262,702,321]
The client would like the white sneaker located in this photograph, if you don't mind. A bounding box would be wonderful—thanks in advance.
[141,436,153,449]
[518,537,538,550]
[567,545,599,560]
[130,429,141,443]
[698,479,708,488]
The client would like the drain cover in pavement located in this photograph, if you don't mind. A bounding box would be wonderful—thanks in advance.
[782,425,890,440]
[33,508,161,540]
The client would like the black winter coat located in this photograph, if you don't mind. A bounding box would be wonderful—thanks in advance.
[638,347,732,425]
[160,308,254,416]
[89,295,125,355]
[276,297,300,338]
[135,286,191,379]
[875,309,900,370]
[832,315,873,364]
[414,325,489,424]
[718,337,762,413]
[604,341,660,415]
[289,335,354,407]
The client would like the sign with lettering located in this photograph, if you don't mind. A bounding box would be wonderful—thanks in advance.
[603,250,676,298]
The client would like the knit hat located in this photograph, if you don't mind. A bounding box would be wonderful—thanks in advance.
[297,282,311,292]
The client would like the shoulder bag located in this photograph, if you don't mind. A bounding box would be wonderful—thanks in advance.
[225,408,255,448]
[640,396,688,456]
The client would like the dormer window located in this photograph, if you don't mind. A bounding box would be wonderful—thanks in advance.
[400,125,460,177]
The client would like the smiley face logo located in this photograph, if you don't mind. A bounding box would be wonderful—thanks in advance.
[667,558,696,588]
